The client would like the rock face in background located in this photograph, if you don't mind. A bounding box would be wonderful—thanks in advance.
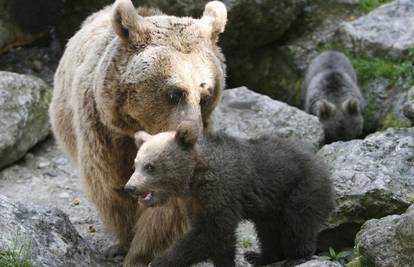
[355,204,414,267]
[211,87,325,150]
[338,0,414,58]
[0,0,63,54]
[0,194,106,267]
[403,86,414,123]
[318,128,414,248]
[57,0,307,53]
[0,71,51,169]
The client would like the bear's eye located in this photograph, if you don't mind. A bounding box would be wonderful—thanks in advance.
[143,163,155,173]
[167,89,185,105]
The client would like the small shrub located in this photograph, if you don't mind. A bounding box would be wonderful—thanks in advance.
[319,247,353,265]
[359,0,393,13]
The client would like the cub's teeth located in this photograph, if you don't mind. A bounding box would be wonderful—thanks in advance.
[144,192,152,201]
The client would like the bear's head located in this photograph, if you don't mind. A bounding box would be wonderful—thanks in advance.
[314,97,364,143]
[96,0,227,136]
[124,121,203,206]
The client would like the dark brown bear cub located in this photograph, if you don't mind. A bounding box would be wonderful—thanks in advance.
[125,122,334,267]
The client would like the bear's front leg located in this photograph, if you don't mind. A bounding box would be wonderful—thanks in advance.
[150,212,238,267]
[77,129,138,257]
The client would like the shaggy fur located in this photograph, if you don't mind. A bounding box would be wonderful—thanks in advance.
[49,0,227,266]
[126,122,335,267]
[302,51,366,143]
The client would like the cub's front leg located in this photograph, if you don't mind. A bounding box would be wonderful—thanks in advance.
[150,213,238,267]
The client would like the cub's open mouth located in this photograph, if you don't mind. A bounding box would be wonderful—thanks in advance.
[131,191,155,205]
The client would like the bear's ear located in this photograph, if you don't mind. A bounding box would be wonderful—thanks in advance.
[316,99,335,119]
[200,1,227,42]
[134,131,152,149]
[343,97,360,115]
[112,0,152,45]
[175,121,198,148]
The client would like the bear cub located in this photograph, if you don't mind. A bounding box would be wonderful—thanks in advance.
[125,122,334,267]
[302,51,366,143]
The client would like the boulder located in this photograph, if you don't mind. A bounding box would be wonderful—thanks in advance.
[403,86,414,123]
[0,139,111,256]
[0,194,106,267]
[355,204,414,267]
[362,78,411,134]
[318,128,414,248]
[338,0,414,58]
[294,259,342,267]
[0,71,51,169]
[211,87,325,150]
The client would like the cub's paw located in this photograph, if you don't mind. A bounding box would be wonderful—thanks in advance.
[103,243,127,259]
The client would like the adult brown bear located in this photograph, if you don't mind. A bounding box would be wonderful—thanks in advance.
[49,0,227,265]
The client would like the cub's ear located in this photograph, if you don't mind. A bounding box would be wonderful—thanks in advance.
[316,99,335,119]
[343,97,360,115]
[134,131,152,149]
[112,0,152,44]
[200,1,227,41]
[175,121,198,148]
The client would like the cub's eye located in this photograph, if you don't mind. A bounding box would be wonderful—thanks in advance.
[168,89,185,105]
[143,163,155,173]
[200,95,211,109]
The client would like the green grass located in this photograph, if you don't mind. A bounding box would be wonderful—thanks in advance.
[0,239,33,267]
[359,0,393,13]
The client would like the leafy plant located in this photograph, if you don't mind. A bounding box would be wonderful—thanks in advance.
[359,0,393,13]
[319,247,353,265]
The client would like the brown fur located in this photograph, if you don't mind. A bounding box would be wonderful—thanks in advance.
[49,1,227,266]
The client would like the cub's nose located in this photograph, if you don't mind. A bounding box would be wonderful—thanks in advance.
[124,184,138,196]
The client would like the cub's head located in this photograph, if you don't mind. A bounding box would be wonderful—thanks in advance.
[314,97,364,143]
[97,0,227,136]
[124,121,203,206]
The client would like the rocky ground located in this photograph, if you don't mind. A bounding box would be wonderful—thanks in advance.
[1,0,414,267]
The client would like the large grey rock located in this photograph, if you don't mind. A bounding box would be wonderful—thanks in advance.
[403,86,414,123]
[318,128,414,248]
[355,204,414,267]
[362,78,411,134]
[0,139,112,257]
[211,87,325,150]
[0,71,51,169]
[0,194,106,267]
[294,259,342,267]
[338,0,414,58]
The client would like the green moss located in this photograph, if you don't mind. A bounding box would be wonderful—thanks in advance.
[363,93,379,134]
[359,0,393,13]
[379,113,412,131]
